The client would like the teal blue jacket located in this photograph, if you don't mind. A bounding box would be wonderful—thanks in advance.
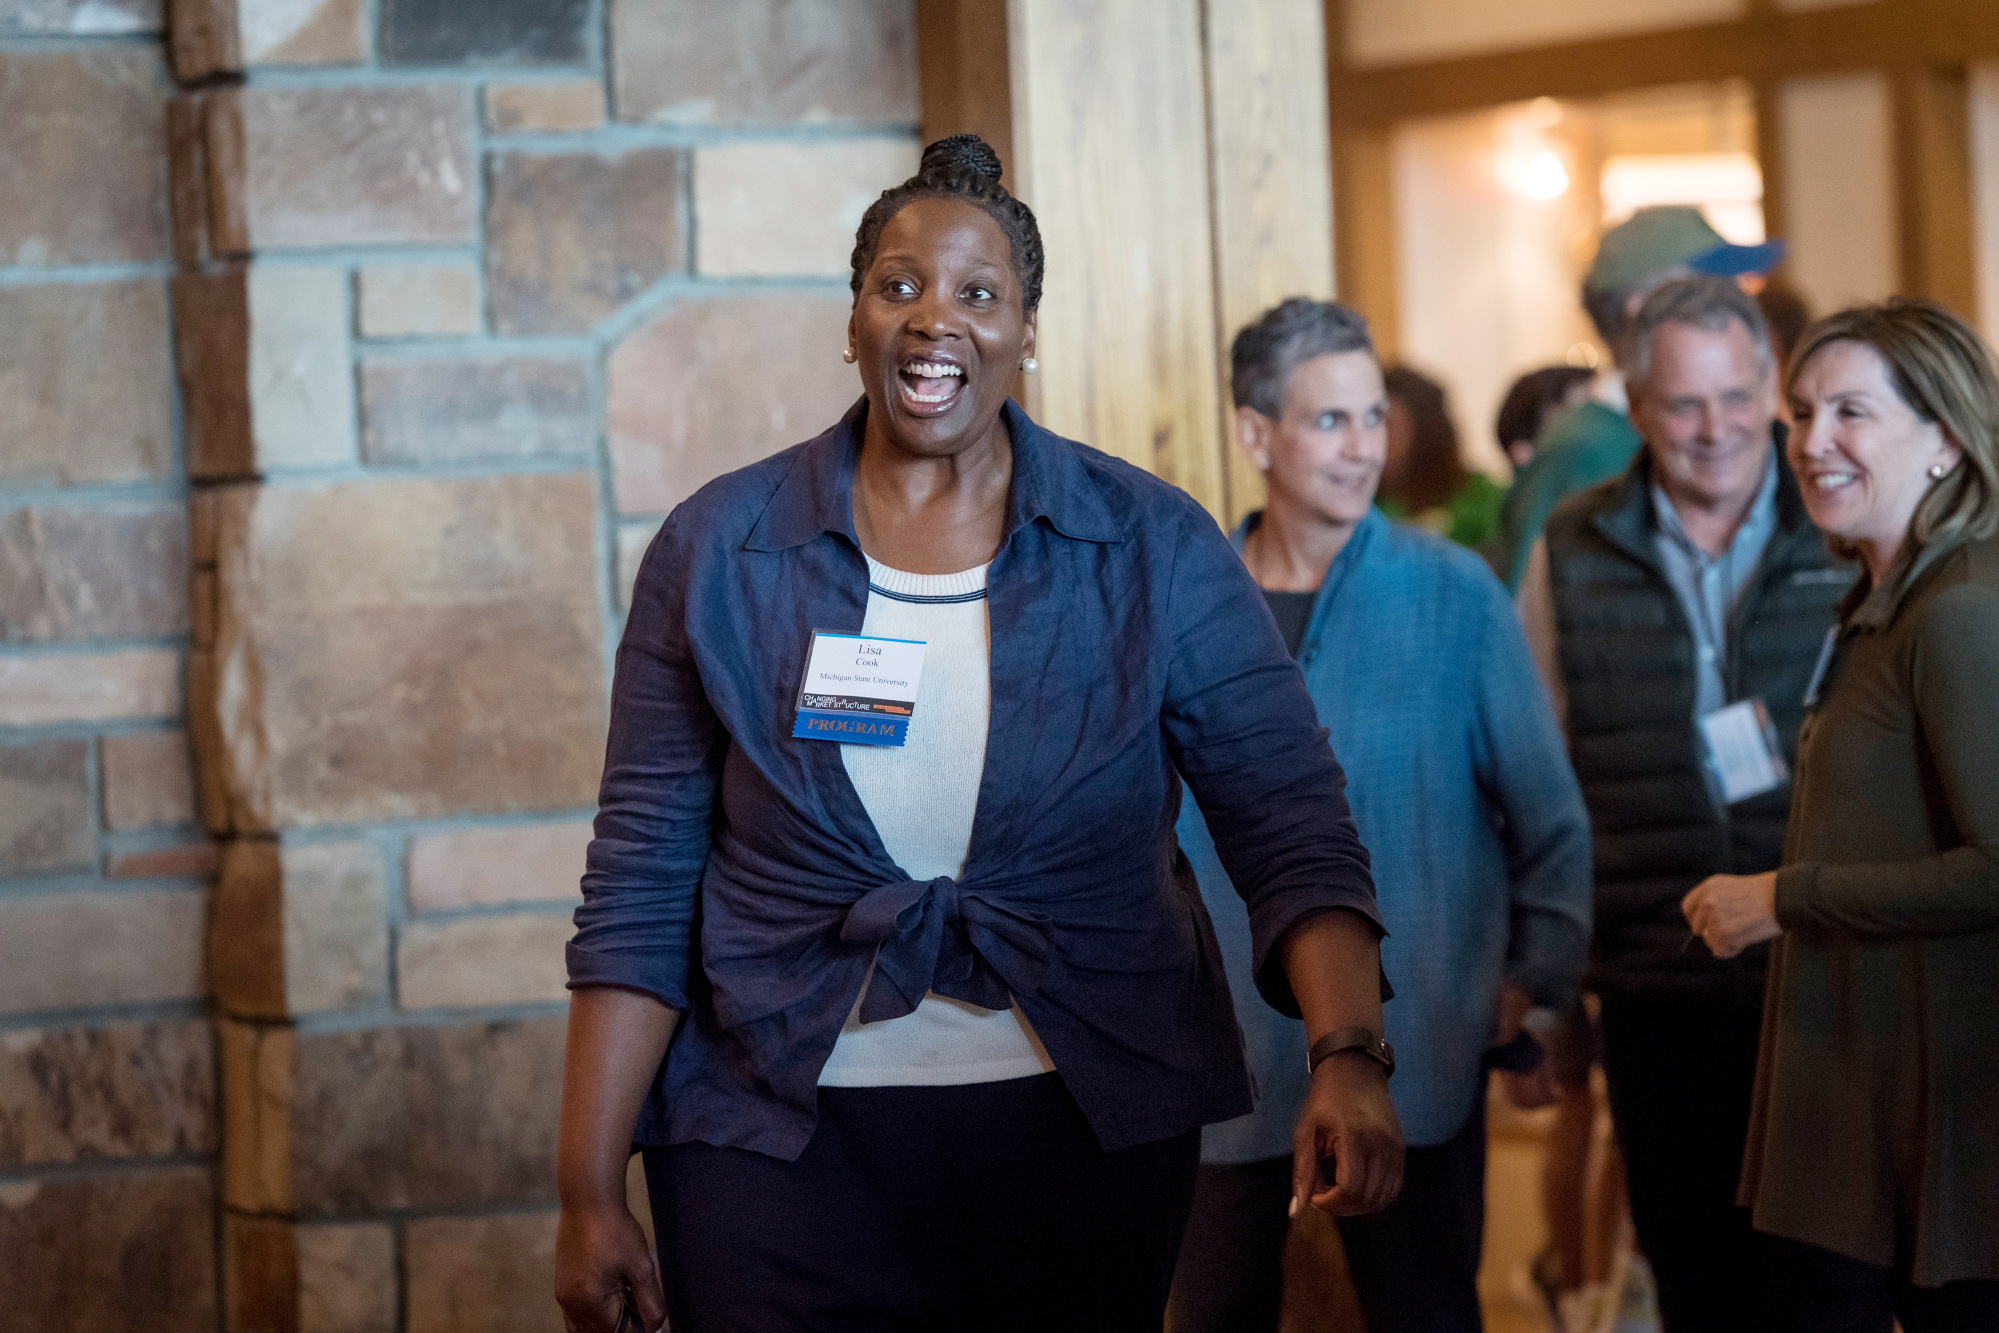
[1181,510,1592,1157]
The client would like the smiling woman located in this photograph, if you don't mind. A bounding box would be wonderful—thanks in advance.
[551,136,1403,1333]
[1683,300,1999,1329]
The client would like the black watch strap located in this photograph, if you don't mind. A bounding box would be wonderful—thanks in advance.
[1307,1025,1394,1078]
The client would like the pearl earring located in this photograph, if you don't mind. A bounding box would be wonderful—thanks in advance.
[1021,356,1039,374]
[1930,463,1949,479]
[842,346,857,364]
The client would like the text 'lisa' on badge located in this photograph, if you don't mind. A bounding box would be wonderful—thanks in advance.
[792,631,927,747]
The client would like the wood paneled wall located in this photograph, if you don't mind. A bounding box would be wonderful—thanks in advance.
[1895,65,1979,318]
[1326,0,1998,335]
[916,0,1339,524]
[1204,0,1339,520]
[1005,0,1227,513]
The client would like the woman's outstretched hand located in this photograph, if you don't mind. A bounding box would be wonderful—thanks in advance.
[1292,1052,1405,1217]
[556,1202,665,1332]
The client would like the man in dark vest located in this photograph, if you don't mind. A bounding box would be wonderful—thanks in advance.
[1517,275,1848,1332]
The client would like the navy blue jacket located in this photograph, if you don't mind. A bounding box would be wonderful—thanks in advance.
[567,399,1379,1160]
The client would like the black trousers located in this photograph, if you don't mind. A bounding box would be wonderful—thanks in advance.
[1598,995,1765,1333]
[1170,1156,1293,1333]
[1337,1094,1487,1333]
[1170,1098,1486,1333]
[1759,1234,1999,1333]
[641,1072,1199,1333]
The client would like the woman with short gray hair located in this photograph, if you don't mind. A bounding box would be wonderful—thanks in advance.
[1172,296,1591,1333]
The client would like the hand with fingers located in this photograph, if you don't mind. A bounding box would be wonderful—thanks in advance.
[1681,871,1782,960]
[555,1201,667,1333]
[555,989,680,1333]
[1291,1053,1405,1218]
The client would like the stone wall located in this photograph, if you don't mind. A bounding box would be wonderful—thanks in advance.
[0,0,916,1326]
[0,2,218,1328]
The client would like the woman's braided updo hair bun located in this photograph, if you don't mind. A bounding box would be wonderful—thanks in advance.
[916,133,1004,188]
[849,134,1044,311]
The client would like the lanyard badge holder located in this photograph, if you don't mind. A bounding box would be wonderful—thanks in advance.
[1698,697,1788,804]
[791,631,927,748]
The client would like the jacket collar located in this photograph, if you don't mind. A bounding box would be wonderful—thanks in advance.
[1229,505,1382,567]
[745,397,1124,553]
[1229,507,1381,664]
[1844,532,1965,632]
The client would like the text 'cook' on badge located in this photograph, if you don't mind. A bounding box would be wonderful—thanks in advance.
[791,631,927,748]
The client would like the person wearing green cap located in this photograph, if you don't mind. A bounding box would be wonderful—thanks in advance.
[1494,206,1787,592]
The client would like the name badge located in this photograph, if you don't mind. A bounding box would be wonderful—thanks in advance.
[1698,697,1788,804]
[791,631,926,747]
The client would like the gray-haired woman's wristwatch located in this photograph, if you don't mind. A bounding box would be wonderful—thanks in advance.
[1307,1025,1395,1078]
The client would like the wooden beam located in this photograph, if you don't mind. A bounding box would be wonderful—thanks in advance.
[913,0,1015,193]
[1777,72,1902,312]
[1894,64,1979,320]
[1204,0,1338,523]
[1753,76,1787,244]
[1330,124,1399,362]
[1325,0,1999,129]
[1007,0,1229,514]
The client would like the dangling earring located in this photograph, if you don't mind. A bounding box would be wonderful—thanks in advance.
[1020,356,1039,374]
[1930,463,1949,479]
[842,346,857,364]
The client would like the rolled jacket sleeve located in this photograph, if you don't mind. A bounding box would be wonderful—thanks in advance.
[566,512,726,1010]
[1158,507,1380,1018]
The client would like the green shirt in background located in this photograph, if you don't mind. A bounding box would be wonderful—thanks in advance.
[1378,471,1505,550]
[1495,400,1642,590]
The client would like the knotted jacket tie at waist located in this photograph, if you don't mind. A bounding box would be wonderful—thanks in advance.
[840,874,1054,1023]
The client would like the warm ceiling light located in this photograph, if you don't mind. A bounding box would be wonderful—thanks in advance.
[1522,150,1570,199]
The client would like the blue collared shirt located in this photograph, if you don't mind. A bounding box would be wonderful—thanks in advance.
[569,399,1381,1160]
[1182,510,1592,1156]
[1649,454,1780,719]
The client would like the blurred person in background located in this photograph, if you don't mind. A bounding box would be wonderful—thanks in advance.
[1171,298,1592,1333]
[1517,276,1847,1333]
[1379,365,1507,549]
[1755,285,1811,376]
[1685,300,1999,1332]
[1497,366,1596,472]
[1496,207,1786,590]
[1499,993,1636,1333]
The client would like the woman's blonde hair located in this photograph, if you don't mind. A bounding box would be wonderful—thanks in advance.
[1787,298,1999,559]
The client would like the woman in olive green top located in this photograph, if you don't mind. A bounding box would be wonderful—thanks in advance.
[1684,300,1999,1331]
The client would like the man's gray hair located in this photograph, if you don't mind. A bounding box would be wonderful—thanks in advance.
[1231,298,1375,417]
[1628,275,1774,388]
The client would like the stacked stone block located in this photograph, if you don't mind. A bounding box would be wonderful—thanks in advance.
[0,4,218,1329]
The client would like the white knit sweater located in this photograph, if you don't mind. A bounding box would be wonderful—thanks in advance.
[816,555,1056,1087]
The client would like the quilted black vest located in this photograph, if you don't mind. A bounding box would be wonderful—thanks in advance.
[1545,446,1850,1003]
